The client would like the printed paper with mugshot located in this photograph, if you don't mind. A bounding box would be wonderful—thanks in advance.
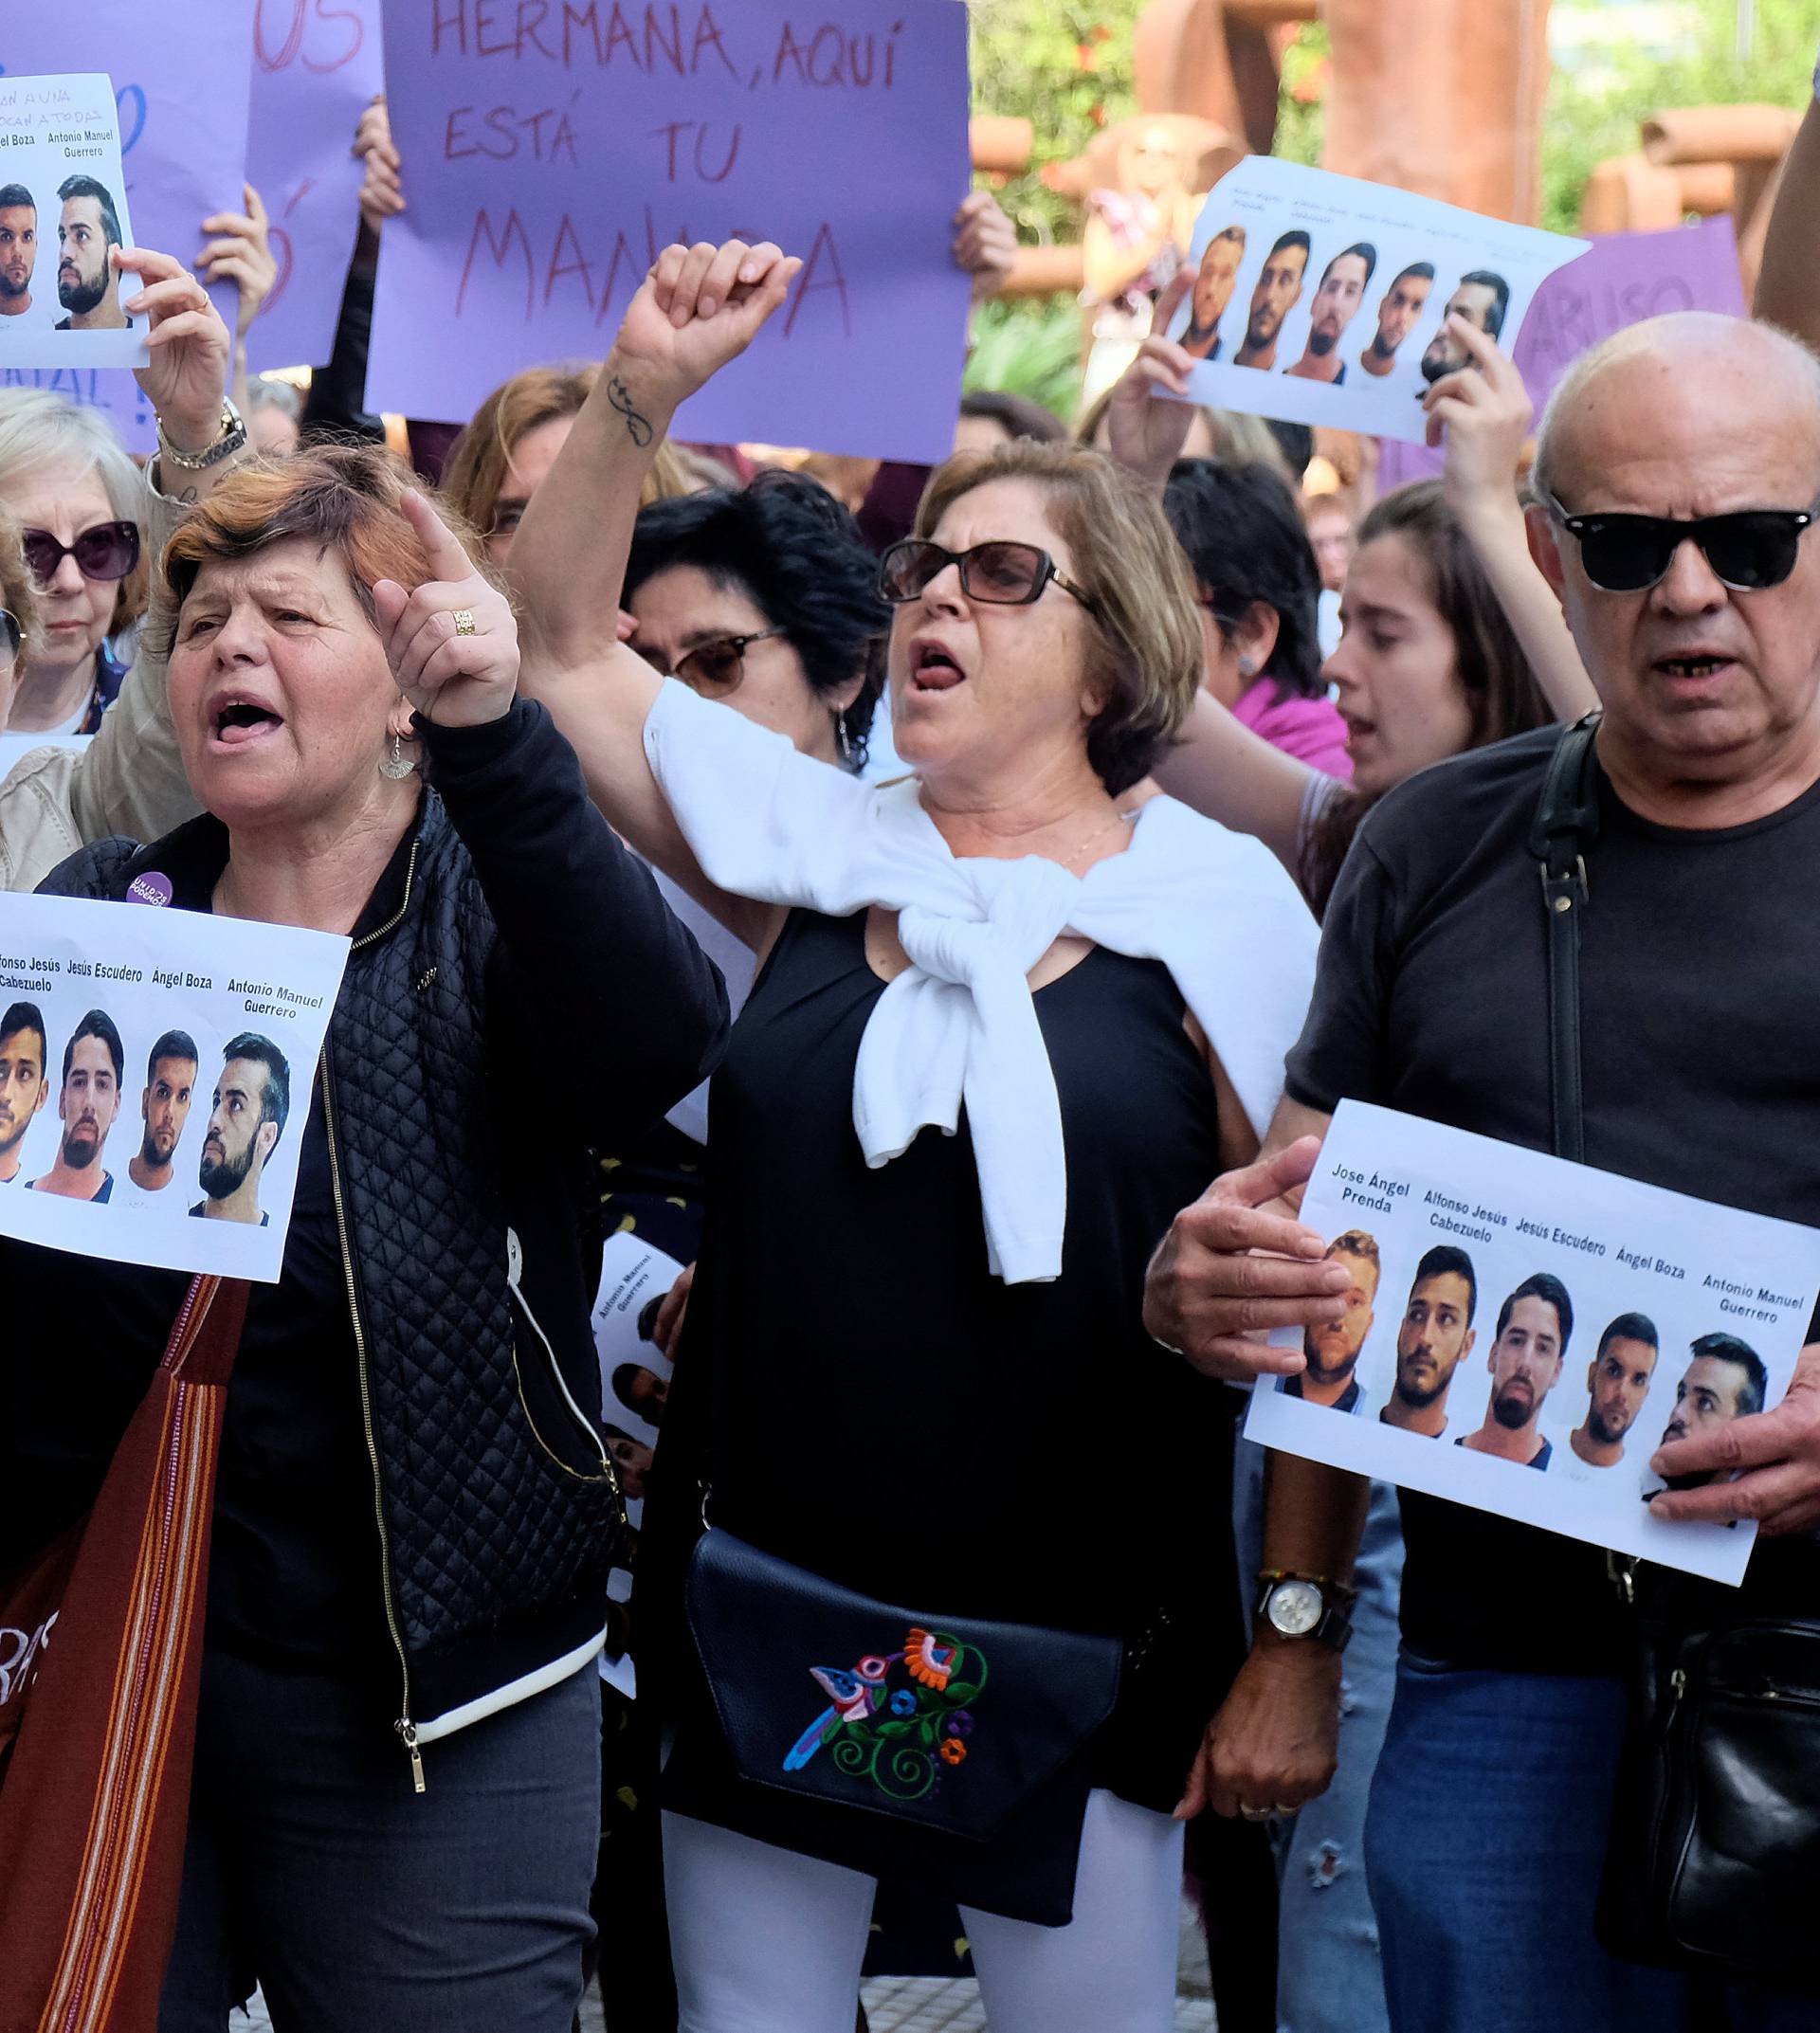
[0,891,348,1280]
[1242,1100,1820,1585]
[0,74,148,369]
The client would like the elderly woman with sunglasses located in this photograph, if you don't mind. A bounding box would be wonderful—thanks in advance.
[511,240,1322,2033]
[0,247,248,890]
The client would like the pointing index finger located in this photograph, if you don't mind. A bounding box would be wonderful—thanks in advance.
[400,488,477,584]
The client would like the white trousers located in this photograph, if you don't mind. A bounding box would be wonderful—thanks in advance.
[663,1788,1184,2033]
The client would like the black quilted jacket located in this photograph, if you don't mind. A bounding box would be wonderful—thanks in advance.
[41,699,729,1773]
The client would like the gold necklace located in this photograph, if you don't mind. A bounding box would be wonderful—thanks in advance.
[1057,809,1135,870]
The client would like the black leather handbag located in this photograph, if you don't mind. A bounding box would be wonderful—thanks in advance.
[671,1524,1124,1924]
[1534,717,1820,1991]
[1596,1586,1820,1992]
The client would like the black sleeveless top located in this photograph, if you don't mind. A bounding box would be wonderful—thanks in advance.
[657,907,1245,1816]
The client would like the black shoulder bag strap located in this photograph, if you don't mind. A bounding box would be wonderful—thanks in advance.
[1526,711,1603,1164]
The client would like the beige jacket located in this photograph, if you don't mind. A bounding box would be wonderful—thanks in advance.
[0,481,202,896]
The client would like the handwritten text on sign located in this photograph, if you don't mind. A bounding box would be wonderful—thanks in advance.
[368,0,972,460]
[246,0,385,372]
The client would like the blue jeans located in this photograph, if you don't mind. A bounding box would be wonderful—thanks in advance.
[159,1649,601,2033]
[1364,1654,1820,2033]
[1232,1438,1403,2033]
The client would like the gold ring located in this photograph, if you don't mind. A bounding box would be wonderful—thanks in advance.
[452,608,478,637]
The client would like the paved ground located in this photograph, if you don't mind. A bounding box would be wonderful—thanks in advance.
[244,1903,1215,2030]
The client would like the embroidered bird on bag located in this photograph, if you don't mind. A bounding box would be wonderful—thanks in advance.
[783,1659,888,1770]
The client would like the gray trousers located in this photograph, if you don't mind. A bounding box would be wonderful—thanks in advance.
[158,1648,601,2033]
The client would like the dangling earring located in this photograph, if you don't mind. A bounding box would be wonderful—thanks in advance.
[836,716,853,768]
[379,730,416,780]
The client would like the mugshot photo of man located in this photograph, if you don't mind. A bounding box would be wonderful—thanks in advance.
[1378,1243,1477,1438]
[53,175,130,331]
[605,1424,655,1502]
[1567,1312,1660,1469]
[190,1033,289,1226]
[0,999,49,1182]
[1417,270,1510,389]
[1180,224,1247,361]
[1357,261,1434,379]
[27,1006,123,1202]
[126,1028,198,1196]
[1645,1334,1769,1498]
[1457,1272,1573,1470]
[1280,1227,1379,1412]
[1233,228,1310,372]
[1284,242,1376,385]
[0,186,38,319]
[611,1361,669,1429]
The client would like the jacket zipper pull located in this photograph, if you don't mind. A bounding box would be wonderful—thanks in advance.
[397,1716,427,1793]
[1667,1666,1686,1709]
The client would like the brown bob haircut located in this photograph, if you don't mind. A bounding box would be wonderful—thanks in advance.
[442,363,695,537]
[149,444,487,658]
[913,440,1203,795]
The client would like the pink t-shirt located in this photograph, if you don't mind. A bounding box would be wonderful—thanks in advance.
[1232,679,1355,781]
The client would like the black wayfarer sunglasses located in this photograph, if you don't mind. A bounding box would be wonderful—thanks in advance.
[1539,489,1820,595]
[878,538,1099,615]
[21,519,141,588]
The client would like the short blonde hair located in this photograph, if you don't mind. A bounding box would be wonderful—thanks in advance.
[0,387,151,637]
[915,441,1202,794]
[441,363,694,538]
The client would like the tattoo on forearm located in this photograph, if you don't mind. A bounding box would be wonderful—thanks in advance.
[606,375,653,448]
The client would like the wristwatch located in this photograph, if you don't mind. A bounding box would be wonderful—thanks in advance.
[156,398,247,471]
[1255,1570,1356,1651]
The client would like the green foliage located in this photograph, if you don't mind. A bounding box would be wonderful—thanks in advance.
[963,297,1086,419]
[1274,22,1331,169]
[1541,0,1818,234]
[967,0,1147,245]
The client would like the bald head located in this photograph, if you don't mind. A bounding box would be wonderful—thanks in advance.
[1534,314,1820,507]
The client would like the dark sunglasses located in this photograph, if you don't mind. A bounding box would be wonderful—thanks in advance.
[878,538,1099,614]
[0,609,19,663]
[637,627,785,696]
[22,518,140,587]
[1540,489,1820,594]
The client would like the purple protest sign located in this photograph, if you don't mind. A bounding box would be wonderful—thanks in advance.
[1375,217,1746,492]
[0,2,256,447]
[246,0,385,372]
[369,0,972,461]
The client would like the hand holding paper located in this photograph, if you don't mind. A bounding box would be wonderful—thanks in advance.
[1141,1136,1350,1381]
[1648,1341,1820,1535]
[953,191,1019,305]
[1105,272,1199,496]
[124,248,230,448]
[373,493,518,729]
[615,240,803,420]
[1424,313,1533,466]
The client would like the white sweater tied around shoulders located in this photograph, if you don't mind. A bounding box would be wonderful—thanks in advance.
[643,680,1320,1284]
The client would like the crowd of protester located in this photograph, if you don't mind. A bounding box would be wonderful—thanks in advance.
[9,64,1820,2033]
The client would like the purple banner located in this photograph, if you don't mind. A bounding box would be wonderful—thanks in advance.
[246,0,385,372]
[0,2,257,448]
[369,0,972,460]
[1374,217,1746,493]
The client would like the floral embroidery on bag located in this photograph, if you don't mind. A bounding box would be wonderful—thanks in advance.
[782,1626,988,1802]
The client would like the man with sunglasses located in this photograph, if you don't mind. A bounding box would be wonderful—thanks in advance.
[1144,310,1820,2033]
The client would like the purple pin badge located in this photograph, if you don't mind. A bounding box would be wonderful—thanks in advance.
[127,871,173,908]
